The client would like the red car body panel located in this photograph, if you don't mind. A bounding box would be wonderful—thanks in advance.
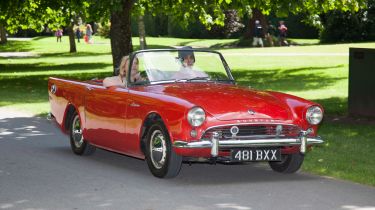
[48,77,322,159]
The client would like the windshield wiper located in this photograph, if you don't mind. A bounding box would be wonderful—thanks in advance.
[149,77,233,85]
[185,77,211,82]
[215,78,234,82]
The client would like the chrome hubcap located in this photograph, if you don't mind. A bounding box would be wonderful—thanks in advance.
[150,130,167,169]
[72,115,83,148]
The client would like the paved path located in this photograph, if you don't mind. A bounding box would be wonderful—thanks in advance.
[222,52,348,56]
[7,38,34,41]
[1,110,375,210]
[1,51,346,58]
[0,52,38,58]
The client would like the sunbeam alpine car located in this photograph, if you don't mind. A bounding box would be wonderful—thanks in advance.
[48,49,324,178]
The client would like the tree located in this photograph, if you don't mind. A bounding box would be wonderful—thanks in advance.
[110,0,133,72]
[0,0,46,44]
[319,0,375,42]
[137,16,147,49]
[133,1,147,50]
[86,0,367,73]
[0,0,18,44]
[41,0,91,53]
[0,0,89,52]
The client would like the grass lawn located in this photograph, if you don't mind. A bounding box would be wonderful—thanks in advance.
[1,36,375,186]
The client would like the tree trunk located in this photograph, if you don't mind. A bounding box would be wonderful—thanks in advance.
[110,0,133,75]
[137,15,147,50]
[0,24,7,44]
[244,9,267,39]
[67,24,77,53]
[167,16,173,37]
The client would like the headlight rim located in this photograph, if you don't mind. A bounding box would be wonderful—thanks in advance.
[306,105,323,125]
[187,107,206,127]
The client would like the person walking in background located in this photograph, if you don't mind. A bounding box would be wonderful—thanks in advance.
[55,28,63,42]
[75,27,81,43]
[85,24,93,44]
[252,20,264,47]
[278,21,288,46]
[266,21,276,47]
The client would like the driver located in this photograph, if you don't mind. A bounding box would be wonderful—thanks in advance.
[174,46,208,79]
[179,46,195,69]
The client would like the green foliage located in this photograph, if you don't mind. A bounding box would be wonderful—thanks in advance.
[131,11,244,39]
[320,1,375,43]
[97,23,110,38]
[0,0,45,33]
[0,0,92,35]
[127,0,368,43]
[320,11,365,43]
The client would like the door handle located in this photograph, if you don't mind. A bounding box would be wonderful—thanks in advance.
[129,102,140,107]
[86,86,93,91]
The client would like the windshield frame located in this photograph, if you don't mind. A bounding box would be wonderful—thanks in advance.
[127,49,235,87]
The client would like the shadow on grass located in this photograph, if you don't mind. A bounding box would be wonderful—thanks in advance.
[0,40,34,52]
[176,40,200,47]
[209,41,240,49]
[312,97,348,116]
[38,51,111,58]
[31,36,51,41]
[133,44,175,51]
[232,65,345,92]
[177,40,239,50]
[0,62,111,73]
[0,72,111,106]
[3,45,175,60]
[176,39,319,50]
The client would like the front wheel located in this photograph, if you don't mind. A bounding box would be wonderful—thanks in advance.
[268,153,304,173]
[69,112,96,156]
[145,122,182,178]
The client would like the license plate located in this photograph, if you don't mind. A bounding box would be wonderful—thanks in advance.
[231,148,281,162]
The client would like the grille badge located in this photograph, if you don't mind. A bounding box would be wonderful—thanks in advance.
[230,126,239,137]
[276,125,283,136]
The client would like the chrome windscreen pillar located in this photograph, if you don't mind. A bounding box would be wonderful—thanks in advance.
[211,132,219,157]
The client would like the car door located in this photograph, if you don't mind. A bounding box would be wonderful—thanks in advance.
[84,85,129,153]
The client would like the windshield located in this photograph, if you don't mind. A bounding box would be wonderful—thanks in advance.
[129,50,233,85]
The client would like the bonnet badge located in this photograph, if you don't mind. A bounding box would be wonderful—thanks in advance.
[248,109,255,115]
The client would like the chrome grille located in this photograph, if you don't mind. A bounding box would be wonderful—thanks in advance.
[201,124,301,140]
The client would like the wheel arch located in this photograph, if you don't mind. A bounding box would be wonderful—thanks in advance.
[140,112,168,155]
[63,103,78,133]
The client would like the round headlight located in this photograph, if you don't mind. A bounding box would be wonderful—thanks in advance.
[188,107,206,127]
[306,106,323,125]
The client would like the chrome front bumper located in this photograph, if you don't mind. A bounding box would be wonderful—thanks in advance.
[173,131,324,157]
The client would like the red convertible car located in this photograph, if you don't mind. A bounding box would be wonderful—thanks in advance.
[48,49,324,178]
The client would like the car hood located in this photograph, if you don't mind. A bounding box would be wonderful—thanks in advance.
[143,83,292,121]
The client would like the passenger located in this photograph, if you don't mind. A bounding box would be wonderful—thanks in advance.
[129,58,142,82]
[173,46,208,79]
[103,56,140,87]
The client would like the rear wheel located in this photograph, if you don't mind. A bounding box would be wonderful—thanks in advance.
[145,122,182,178]
[69,112,96,155]
[269,153,304,173]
